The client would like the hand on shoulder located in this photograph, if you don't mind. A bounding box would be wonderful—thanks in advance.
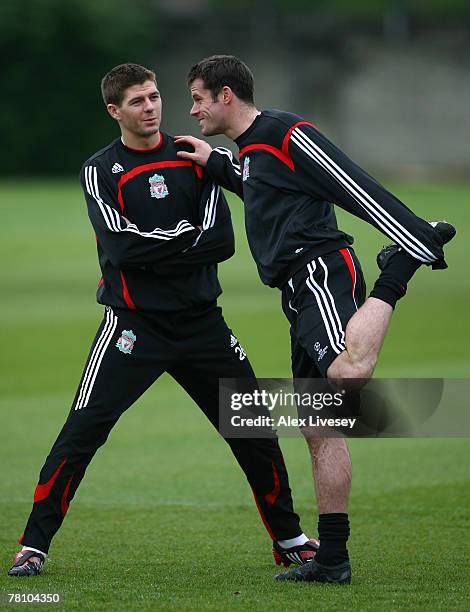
[175,135,212,167]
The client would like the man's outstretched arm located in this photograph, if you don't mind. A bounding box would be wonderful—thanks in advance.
[288,123,446,266]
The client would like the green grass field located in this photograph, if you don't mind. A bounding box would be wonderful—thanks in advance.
[1,179,469,610]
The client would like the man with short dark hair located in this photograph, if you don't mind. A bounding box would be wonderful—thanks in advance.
[7,62,317,577]
[176,54,455,584]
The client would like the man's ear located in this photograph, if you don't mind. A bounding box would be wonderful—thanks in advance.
[107,103,120,121]
[220,86,234,105]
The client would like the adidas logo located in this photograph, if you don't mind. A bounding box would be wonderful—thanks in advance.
[230,334,238,348]
[112,163,124,174]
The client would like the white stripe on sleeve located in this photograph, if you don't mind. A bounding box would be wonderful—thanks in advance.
[213,147,241,175]
[202,183,220,230]
[84,166,196,241]
[290,129,435,263]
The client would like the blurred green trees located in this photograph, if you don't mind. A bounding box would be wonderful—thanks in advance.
[0,0,156,175]
[1,0,468,175]
[215,0,470,14]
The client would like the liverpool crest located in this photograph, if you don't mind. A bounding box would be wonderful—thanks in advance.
[149,173,169,199]
[116,330,136,354]
[242,157,250,182]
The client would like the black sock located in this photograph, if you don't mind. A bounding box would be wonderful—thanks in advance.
[315,513,350,566]
[370,250,421,309]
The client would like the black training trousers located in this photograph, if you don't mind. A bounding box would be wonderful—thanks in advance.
[20,303,301,553]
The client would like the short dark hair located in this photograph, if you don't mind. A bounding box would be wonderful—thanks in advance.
[101,63,156,106]
[187,55,254,104]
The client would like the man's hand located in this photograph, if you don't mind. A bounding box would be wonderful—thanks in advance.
[175,135,212,167]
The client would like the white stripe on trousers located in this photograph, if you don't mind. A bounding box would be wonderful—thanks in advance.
[287,277,298,313]
[305,260,346,355]
[318,256,346,347]
[74,308,118,410]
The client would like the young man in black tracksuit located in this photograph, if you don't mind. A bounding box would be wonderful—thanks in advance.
[176,54,455,584]
[7,63,319,578]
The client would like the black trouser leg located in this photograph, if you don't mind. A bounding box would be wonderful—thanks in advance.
[21,308,166,553]
[169,311,302,541]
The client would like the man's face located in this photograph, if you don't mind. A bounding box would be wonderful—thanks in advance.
[189,78,226,136]
[108,80,162,138]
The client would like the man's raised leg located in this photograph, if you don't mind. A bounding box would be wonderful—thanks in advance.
[277,223,455,583]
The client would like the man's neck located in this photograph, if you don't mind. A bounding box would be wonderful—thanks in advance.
[226,106,261,141]
[121,130,161,150]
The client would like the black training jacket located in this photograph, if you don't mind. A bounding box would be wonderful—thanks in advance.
[206,109,445,288]
[80,132,234,311]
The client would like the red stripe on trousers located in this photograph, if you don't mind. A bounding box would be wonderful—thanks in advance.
[61,476,74,516]
[251,488,276,540]
[339,248,356,302]
[34,459,67,503]
[265,461,281,506]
